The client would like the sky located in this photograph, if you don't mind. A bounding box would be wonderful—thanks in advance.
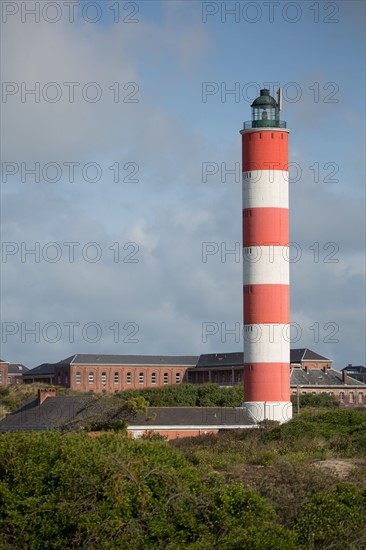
[1,0,365,369]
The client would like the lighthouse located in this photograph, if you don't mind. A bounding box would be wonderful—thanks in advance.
[240,88,292,423]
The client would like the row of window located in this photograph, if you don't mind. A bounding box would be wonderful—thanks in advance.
[339,391,363,404]
[72,371,181,385]
[294,391,364,404]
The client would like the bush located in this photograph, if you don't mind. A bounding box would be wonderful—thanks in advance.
[83,419,127,432]
[117,383,243,408]
[0,432,298,549]
[295,483,366,549]
[291,392,339,409]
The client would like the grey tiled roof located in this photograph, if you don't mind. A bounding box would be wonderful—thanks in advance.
[129,407,254,427]
[290,368,365,387]
[195,352,243,368]
[342,366,366,373]
[61,354,199,367]
[23,363,55,376]
[0,395,94,431]
[290,348,330,363]
[8,364,29,374]
[0,396,254,432]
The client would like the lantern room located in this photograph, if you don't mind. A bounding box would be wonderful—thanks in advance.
[251,88,280,128]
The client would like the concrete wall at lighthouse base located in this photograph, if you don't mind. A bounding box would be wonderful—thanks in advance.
[243,401,293,423]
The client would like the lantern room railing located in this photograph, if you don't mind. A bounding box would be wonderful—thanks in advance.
[243,120,287,129]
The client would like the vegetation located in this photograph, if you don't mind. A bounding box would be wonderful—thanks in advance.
[1,383,341,422]
[116,383,244,407]
[0,409,365,549]
[291,392,339,409]
[118,384,341,410]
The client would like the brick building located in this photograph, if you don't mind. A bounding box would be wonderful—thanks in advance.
[291,365,365,406]
[21,349,364,407]
[187,352,243,385]
[0,360,29,386]
[0,360,9,386]
[290,348,333,370]
[187,349,333,385]
[7,364,29,384]
[342,365,366,385]
[52,354,198,392]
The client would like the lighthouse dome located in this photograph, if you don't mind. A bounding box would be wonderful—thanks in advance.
[250,88,277,108]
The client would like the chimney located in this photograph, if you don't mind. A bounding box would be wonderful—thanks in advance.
[342,370,348,385]
[38,388,56,405]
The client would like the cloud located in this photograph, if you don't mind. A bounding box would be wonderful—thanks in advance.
[1,3,364,373]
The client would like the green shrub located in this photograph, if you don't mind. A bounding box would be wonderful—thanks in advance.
[117,383,243,407]
[291,392,339,409]
[295,483,366,549]
[83,419,127,432]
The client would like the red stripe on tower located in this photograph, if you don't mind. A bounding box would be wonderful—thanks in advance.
[240,88,292,423]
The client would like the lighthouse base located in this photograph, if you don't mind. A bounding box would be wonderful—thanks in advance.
[243,401,292,424]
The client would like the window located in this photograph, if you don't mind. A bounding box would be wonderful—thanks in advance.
[101,372,107,385]
[114,372,119,384]
[163,373,169,384]
[175,373,181,384]
[88,372,94,383]
[126,372,132,384]
[349,392,354,403]
[151,372,157,384]
[339,392,344,402]
[139,372,144,384]
[187,372,193,383]
[358,392,363,404]
[0,371,2,383]
[57,374,61,385]
[76,372,81,384]
[65,373,69,385]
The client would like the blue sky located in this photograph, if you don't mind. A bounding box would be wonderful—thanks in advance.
[1,0,365,369]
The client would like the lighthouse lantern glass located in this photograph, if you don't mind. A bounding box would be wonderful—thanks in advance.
[252,106,276,122]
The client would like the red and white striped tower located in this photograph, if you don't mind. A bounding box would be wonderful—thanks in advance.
[240,88,292,423]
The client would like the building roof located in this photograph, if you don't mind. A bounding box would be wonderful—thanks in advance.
[195,352,243,369]
[58,354,199,367]
[128,407,255,429]
[193,349,331,370]
[0,395,94,431]
[0,395,255,432]
[290,368,365,387]
[342,365,366,373]
[290,348,331,363]
[23,363,55,376]
[8,363,29,375]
